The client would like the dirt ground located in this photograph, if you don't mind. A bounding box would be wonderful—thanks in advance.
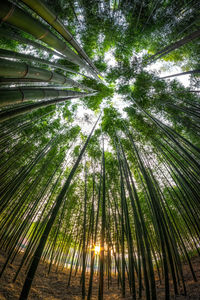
[0,250,200,300]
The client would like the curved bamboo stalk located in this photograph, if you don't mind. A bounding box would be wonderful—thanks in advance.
[147,28,200,63]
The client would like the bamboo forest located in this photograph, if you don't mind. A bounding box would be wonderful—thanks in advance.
[0,0,200,299]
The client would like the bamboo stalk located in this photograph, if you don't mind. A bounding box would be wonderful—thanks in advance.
[0,0,98,78]
[0,97,71,122]
[98,138,106,300]
[0,87,89,107]
[0,58,94,91]
[19,114,101,300]
[0,28,65,59]
[0,48,92,78]
[20,0,101,76]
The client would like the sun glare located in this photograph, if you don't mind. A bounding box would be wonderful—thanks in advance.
[94,245,100,254]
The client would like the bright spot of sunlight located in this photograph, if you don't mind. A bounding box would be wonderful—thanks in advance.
[112,93,128,118]
[94,245,100,254]
[104,49,117,67]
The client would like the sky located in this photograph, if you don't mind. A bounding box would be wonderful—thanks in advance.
[146,60,190,87]
[105,49,191,87]
[70,49,192,140]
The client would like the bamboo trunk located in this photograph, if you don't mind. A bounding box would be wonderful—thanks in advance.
[0,0,97,78]
[0,87,89,107]
[0,97,71,123]
[148,28,200,62]
[20,0,100,77]
[82,165,87,299]
[0,58,93,91]
[98,139,106,300]
[0,28,65,59]
[161,69,200,79]
[19,114,101,300]
[0,48,91,78]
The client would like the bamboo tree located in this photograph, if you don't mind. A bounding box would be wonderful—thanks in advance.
[0,48,91,78]
[82,163,87,299]
[147,28,200,62]
[161,69,200,79]
[0,58,94,91]
[98,137,106,300]
[0,27,65,59]
[18,114,100,300]
[20,0,100,76]
[87,164,102,300]
[0,88,90,107]
[0,97,72,123]
[0,0,98,78]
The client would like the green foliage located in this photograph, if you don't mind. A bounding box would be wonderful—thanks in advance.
[101,106,123,136]
[57,59,80,73]
[81,79,114,110]
[87,132,102,159]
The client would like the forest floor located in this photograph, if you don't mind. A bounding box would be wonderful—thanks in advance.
[0,250,200,300]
